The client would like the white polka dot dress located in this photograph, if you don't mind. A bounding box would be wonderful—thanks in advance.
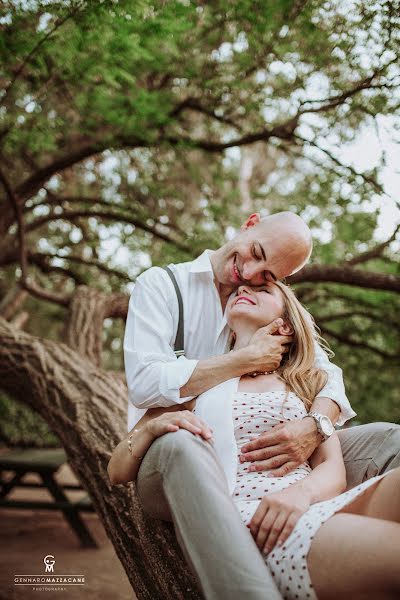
[232,390,393,600]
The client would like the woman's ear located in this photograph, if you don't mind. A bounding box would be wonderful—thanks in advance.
[278,321,294,336]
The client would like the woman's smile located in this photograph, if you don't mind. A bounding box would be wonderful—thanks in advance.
[235,295,256,306]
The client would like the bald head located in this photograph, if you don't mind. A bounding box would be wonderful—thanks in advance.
[258,211,312,275]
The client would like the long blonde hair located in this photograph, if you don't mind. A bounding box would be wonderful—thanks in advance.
[274,281,330,410]
[231,281,331,410]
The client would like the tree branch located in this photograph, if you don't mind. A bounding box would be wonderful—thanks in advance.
[288,264,400,292]
[346,223,400,266]
[32,252,132,282]
[25,209,191,253]
[293,134,386,195]
[317,310,400,330]
[298,62,399,117]
[321,325,397,360]
[0,165,70,307]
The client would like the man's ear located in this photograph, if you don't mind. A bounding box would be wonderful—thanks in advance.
[240,212,261,232]
[278,321,294,336]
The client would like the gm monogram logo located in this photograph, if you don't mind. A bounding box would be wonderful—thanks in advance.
[43,555,55,573]
[13,554,85,589]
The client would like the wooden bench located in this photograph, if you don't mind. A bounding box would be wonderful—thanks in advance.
[0,448,97,547]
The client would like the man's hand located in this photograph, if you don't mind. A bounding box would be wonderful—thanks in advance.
[247,318,292,373]
[248,486,311,554]
[239,419,323,477]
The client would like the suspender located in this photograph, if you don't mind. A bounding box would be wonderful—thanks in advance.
[163,266,185,358]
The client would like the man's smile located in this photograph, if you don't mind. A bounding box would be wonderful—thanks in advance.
[233,255,243,283]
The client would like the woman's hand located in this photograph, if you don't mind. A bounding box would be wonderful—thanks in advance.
[248,486,311,555]
[146,409,214,443]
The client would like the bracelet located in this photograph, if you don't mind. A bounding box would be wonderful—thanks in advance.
[127,428,145,461]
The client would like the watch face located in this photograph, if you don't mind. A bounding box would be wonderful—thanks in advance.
[320,416,334,436]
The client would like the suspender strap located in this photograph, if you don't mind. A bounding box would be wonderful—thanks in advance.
[163,266,185,357]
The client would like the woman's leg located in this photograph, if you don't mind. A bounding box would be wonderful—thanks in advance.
[339,466,400,523]
[307,468,400,599]
[308,514,400,599]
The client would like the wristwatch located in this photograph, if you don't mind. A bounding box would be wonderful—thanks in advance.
[303,412,335,441]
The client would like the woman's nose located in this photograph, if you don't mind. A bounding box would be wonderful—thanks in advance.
[238,284,252,295]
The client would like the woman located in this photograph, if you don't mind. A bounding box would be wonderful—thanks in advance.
[108,281,400,600]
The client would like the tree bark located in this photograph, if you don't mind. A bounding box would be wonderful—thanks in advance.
[64,286,129,366]
[0,316,202,599]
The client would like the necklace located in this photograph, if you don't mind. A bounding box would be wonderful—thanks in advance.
[249,370,277,378]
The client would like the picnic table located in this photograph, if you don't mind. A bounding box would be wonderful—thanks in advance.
[0,447,97,547]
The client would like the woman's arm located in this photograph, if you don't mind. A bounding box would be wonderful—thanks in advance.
[288,432,347,504]
[248,432,347,554]
[107,420,157,485]
[107,400,213,485]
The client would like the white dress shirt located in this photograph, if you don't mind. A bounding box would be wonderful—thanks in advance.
[124,249,357,435]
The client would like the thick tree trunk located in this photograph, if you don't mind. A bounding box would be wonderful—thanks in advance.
[0,316,202,599]
[64,285,129,366]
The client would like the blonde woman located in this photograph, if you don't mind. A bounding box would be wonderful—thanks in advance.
[109,281,400,600]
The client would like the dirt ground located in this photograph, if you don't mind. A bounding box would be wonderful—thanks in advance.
[0,462,137,600]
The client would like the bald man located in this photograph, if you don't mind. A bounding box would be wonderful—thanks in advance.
[124,212,399,600]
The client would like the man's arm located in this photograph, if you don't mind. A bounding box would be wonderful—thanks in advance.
[313,342,357,426]
[124,267,200,409]
[179,322,290,397]
[285,344,357,455]
[238,344,356,475]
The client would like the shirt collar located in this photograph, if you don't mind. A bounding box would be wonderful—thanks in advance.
[189,249,215,274]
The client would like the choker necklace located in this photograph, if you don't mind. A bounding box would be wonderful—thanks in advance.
[249,370,276,378]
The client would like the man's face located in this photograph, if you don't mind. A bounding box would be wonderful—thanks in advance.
[214,217,308,289]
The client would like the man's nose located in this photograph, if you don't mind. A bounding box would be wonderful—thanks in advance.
[242,262,262,283]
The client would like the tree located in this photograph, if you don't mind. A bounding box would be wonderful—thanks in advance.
[0,0,399,596]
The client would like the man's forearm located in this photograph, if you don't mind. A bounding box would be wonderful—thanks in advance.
[180,348,255,398]
[302,397,342,452]
[310,396,341,426]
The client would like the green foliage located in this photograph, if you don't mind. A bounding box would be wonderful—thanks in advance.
[0,0,399,443]
[0,391,58,448]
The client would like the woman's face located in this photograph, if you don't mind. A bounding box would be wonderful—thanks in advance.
[227,282,285,331]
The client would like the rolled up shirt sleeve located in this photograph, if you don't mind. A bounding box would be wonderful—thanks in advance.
[124,267,198,409]
[313,341,357,426]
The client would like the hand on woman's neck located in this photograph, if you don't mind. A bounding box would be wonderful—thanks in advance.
[232,324,260,351]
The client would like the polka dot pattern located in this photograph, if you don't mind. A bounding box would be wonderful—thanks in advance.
[231,390,393,600]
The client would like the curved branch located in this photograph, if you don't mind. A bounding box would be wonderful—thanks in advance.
[293,134,386,195]
[346,223,400,266]
[25,209,190,253]
[288,264,400,292]
[298,60,399,116]
[30,252,86,284]
[36,252,132,282]
[0,166,70,306]
[321,325,397,360]
[317,310,400,330]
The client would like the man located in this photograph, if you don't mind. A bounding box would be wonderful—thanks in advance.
[124,211,400,600]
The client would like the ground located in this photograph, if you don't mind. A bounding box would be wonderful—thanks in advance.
[0,461,136,600]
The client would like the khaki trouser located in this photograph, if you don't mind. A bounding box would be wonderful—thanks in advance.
[136,422,400,600]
